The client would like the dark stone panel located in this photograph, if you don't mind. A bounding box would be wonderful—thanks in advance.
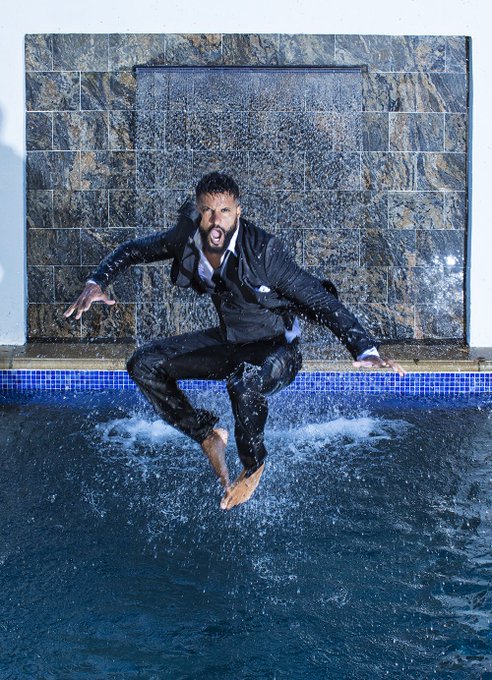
[278,34,335,65]
[305,152,360,191]
[133,111,166,150]
[53,265,94,302]
[220,112,249,150]
[164,111,187,150]
[388,192,444,230]
[136,300,181,342]
[136,151,193,191]
[334,35,392,72]
[332,114,362,152]
[333,191,388,230]
[28,303,81,340]
[277,191,335,230]
[362,113,389,151]
[360,229,416,267]
[136,190,186,230]
[387,267,417,305]
[249,150,305,192]
[81,72,136,110]
[25,35,52,71]
[81,303,136,340]
[28,228,80,266]
[415,230,464,267]
[354,302,415,340]
[186,112,222,150]
[416,152,466,191]
[53,34,108,71]
[193,151,248,190]
[222,34,279,65]
[165,34,222,65]
[336,72,363,113]
[108,34,164,71]
[303,113,334,152]
[28,266,55,303]
[53,190,108,229]
[389,113,444,151]
[53,111,109,150]
[269,227,304,266]
[247,111,328,152]
[250,72,305,111]
[361,152,415,191]
[80,151,135,190]
[444,192,467,230]
[161,70,195,111]
[80,228,136,266]
[110,111,137,150]
[134,264,166,303]
[415,301,464,339]
[109,190,138,228]
[297,321,340,349]
[445,113,467,152]
[27,151,80,190]
[416,74,468,113]
[304,229,359,268]
[308,264,388,303]
[26,190,53,229]
[26,72,80,112]
[411,264,464,305]
[446,37,468,74]
[305,72,337,111]
[136,151,166,189]
[363,74,417,112]
[391,36,446,73]
[107,269,137,304]
[240,191,279,229]
[190,70,248,112]
[26,112,52,150]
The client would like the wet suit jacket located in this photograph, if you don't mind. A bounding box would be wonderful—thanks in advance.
[89,202,378,360]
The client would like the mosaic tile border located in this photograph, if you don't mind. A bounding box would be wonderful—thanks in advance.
[1,370,491,395]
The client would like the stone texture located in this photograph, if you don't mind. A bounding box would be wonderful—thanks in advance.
[446,37,468,74]
[54,265,94,302]
[416,74,468,113]
[388,192,444,230]
[250,71,305,111]
[222,34,279,65]
[109,111,137,150]
[133,111,165,150]
[391,36,446,73]
[305,152,360,191]
[415,230,465,267]
[25,35,52,71]
[26,112,52,150]
[305,72,337,111]
[193,151,247,190]
[334,35,392,72]
[27,190,53,229]
[81,303,136,340]
[362,113,389,151]
[80,228,136,266]
[53,111,108,150]
[28,266,55,303]
[108,34,164,71]
[28,303,81,340]
[360,229,416,267]
[389,113,444,151]
[269,227,304,266]
[444,192,467,230]
[240,191,279,228]
[355,303,415,340]
[304,229,359,268]
[26,72,80,112]
[278,35,335,65]
[332,114,361,151]
[80,151,135,190]
[249,150,305,191]
[333,191,388,230]
[53,190,108,229]
[362,152,415,191]
[28,228,80,266]
[445,113,467,152]
[53,34,108,71]
[277,191,334,231]
[416,153,466,191]
[190,70,248,112]
[363,74,416,112]
[109,190,138,228]
[363,73,467,113]
[165,34,222,65]
[415,301,464,339]
[326,266,388,303]
[27,151,80,190]
[186,112,222,150]
[81,72,136,111]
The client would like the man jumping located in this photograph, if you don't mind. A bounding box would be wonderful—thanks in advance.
[64,172,404,510]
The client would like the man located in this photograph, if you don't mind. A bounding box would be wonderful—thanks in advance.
[65,172,404,510]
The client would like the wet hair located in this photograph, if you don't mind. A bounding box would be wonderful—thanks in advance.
[195,172,240,201]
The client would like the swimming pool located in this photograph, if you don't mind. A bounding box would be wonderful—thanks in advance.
[1,388,491,678]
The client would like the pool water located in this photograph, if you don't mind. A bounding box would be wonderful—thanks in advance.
[1,390,492,679]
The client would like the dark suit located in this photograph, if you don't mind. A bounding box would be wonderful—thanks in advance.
[90,202,377,472]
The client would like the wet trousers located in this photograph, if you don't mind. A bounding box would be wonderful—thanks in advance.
[126,327,302,471]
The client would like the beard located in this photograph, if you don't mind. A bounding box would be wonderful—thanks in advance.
[200,222,238,255]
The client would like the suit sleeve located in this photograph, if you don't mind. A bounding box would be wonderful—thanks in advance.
[266,237,379,360]
[88,231,174,291]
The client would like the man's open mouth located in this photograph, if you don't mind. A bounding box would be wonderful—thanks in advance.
[209,227,225,246]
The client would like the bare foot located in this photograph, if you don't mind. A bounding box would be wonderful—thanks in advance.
[201,428,229,488]
[220,464,265,511]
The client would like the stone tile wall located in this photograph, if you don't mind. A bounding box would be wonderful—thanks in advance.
[25,34,468,353]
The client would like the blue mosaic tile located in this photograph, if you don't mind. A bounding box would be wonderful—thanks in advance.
[1,369,492,395]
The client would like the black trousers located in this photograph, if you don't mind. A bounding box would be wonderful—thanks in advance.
[126,327,302,471]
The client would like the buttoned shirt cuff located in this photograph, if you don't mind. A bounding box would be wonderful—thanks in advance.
[86,279,99,286]
[357,347,380,361]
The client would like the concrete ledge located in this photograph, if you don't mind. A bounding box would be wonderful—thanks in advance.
[1,342,491,373]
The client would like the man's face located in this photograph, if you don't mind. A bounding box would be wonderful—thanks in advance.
[196,192,241,255]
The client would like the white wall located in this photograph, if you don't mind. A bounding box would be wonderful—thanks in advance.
[1,0,490,346]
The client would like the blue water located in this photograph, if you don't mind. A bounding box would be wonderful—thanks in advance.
[1,390,492,679]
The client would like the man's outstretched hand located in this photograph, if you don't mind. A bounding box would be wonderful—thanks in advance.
[63,282,116,320]
[352,355,406,377]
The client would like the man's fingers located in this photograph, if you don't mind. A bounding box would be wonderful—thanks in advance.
[63,304,76,318]
[386,359,406,377]
[352,358,407,377]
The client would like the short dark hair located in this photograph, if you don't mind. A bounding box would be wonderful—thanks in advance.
[195,172,240,201]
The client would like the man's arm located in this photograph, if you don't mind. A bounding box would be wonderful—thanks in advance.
[266,238,406,376]
[64,230,173,320]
